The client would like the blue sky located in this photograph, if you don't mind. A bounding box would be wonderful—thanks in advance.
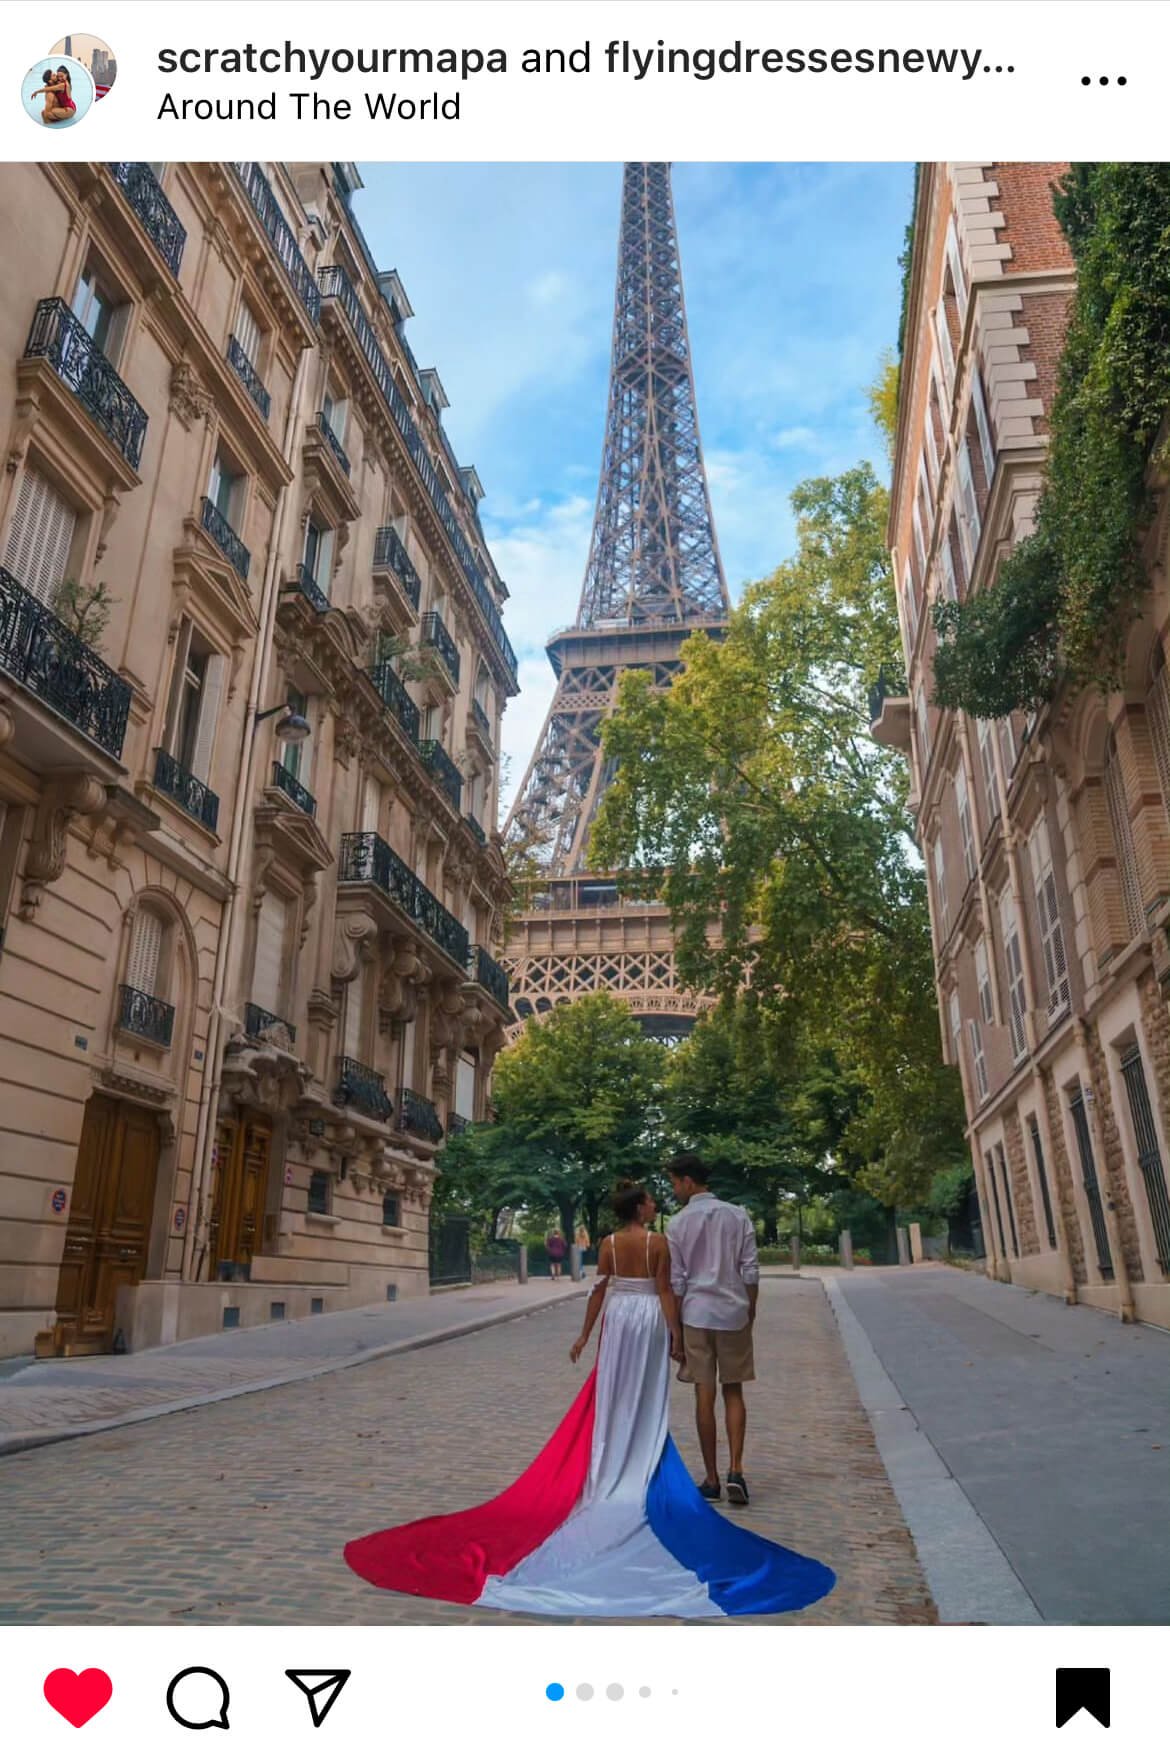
[352,163,913,802]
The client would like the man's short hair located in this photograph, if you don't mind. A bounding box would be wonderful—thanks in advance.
[666,1151,710,1185]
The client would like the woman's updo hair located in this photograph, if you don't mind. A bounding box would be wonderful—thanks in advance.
[611,1181,647,1224]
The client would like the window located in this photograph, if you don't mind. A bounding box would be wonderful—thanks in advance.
[904,563,920,647]
[912,498,928,582]
[1,466,77,605]
[1027,1114,1058,1250]
[233,298,263,367]
[955,766,977,880]
[933,838,950,937]
[361,775,381,833]
[281,689,311,784]
[945,218,969,323]
[164,620,227,782]
[343,969,365,1061]
[915,686,930,771]
[422,705,442,743]
[984,1149,1008,1256]
[126,906,163,997]
[455,1052,476,1122]
[1028,817,1071,1017]
[207,450,243,526]
[977,719,1001,820]
[1119,1045,1170,1272]
[971,369,997,486]
[252,890,288,1015]
[303,520,334,596]
[956,439,981,564]
[382,1192,402,1228]
[994,1142,1019,1255]
[1104,733,1144,941]
[968,1018,989,1101]
[999,714,1018,779]
[975,938,995,1027]
[71,262,128,360]
[1068,1085,1114,1278]
[308,1170,331,1216]
[999,890,1028,1063]
[934,301,955,390]
[322,390,349,443]
[1148,649,1170,821]
[948,990,962,1066]
[937,535,957,604]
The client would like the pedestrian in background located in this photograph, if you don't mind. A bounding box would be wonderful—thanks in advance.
[546,1228,567,1279]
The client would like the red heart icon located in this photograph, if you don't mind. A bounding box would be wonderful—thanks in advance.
[43,1669,113,1728]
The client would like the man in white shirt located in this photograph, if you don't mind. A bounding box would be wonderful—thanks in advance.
[667,1152,760,1506]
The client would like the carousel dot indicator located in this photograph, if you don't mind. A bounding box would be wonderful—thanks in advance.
[545,1684,564,1702]
[576,1683,594,1701]
[607,1684,624,1701]
[639,1687,651,1698]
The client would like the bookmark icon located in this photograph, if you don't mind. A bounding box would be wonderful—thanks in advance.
[286,1670,351,1729]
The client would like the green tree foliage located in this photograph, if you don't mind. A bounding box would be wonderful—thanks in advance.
[591,464,968,1208]
[933,162,1170,715]
[868,350,901,464]
[436,992,667,1240]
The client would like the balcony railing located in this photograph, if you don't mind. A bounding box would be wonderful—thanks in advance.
[107,163,187,276]
[369,658,420,743]
[447,1113,470,1136]
[372,526,422,611]
[117,983,175,1047]
[421,611,460,687]
[465,813,486,845]
[316,410,351,476]
[317,262,516,686]
[153,746,219,831]
[868,668,890,725]
[286,563,329,615]
[339,831,470,967]
[420,739,463,810]
[398,1086,444,1143]
[25,299,147,471]
[470,697,493,747]
[334,1055,393,1122]
[227,335,271,419]
[468,943,509,1010]
[201,496,251,580]
[271,759,316,817]
[232,162,321,323]
[0,564,131,758]
[244,1002,296,1044]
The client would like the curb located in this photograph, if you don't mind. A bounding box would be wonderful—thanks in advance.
[0,1286,589,1461]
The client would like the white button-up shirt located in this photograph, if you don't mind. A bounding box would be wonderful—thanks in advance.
[667,1192,760,1331]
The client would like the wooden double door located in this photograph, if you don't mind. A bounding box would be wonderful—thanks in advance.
[210,1115,272,1280]
[54,1094,161,1354]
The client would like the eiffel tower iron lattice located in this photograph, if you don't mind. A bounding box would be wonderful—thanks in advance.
[504,164,730,1039]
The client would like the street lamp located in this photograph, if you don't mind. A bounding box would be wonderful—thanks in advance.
[254,699,310,744]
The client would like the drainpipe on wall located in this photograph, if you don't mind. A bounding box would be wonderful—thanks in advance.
[181,343,315,1283]
[1072,1016,1136,1323]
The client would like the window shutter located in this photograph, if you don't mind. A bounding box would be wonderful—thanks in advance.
[933,838,949,934]
[999,891,1028,1063]
[455,1053,476,1119]
[934,303,955,387]
[234,300,262,366]
[343,969,365,1061]
[1148,662,1170,820]
[1030,819,1071,1015]
[968,1019,988,1101]
[126,908,163,996]
[1105,744,1144,939]
[904,564,920,647]
[971,369,997,484]
[956,766,976,879]
[362,776,381,832]
[938,537,957,605]
[400,1017,416,1088]
[189,651,226,782]
[999,715,1018,776]
[252,891,287,1012]
[948,991,962,1063]
[957,440,981,556]
[3,467,76,604]
[975,939,994,1025]
[978,720,1001,818]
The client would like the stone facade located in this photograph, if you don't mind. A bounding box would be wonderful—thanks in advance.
[877,162,1170,1328]
[0,162,515,1357]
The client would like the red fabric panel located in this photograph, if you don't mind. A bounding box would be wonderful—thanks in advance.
[344,1366,597,1603]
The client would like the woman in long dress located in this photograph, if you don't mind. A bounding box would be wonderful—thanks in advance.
[344,1185,835,1618]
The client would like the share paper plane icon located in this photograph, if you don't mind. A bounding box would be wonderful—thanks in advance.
[286,1670,352,1728]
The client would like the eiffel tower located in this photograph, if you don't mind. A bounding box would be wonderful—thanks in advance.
[504,163,730,1041]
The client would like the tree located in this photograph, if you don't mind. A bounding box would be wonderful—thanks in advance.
[591,463,967,1209]
[436,993,668,1241]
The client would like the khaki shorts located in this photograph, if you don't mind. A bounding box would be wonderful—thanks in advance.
[678,1322,755,1386]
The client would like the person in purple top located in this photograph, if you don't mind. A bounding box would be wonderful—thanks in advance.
[545,1228,567,1279]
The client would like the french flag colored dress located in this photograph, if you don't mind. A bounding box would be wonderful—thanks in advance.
[344,1271,836,1618]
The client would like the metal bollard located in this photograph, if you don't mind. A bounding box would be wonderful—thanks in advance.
[517,1244,528,1285]
[838,1229,854,1270]
[568,1244,584,1282]
[790,1234,801,1272]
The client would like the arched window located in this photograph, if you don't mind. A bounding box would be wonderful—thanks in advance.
[1104,730,1143,941]
[119,902,175,1047]
[474,664,492,711]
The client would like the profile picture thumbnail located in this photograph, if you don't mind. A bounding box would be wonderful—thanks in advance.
[50,32,118,99]
[21,55,95,128]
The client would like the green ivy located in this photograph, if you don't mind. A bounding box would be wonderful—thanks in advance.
[932,163,1170,717]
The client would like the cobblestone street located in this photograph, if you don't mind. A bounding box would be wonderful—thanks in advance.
[0,1278,934,1626]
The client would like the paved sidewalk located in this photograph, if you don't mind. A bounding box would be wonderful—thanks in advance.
[828,1264,1170,1624]
[0,1278,586,1456]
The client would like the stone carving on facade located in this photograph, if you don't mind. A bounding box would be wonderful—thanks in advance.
[20,773,108,918]
[169,359,214,429]
[331,908,378,983]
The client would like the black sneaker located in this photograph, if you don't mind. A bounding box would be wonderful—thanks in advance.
[698,1479,721,1501]
[726,1472,749,1506]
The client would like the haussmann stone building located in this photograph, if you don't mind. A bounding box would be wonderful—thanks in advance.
[0,160,515,1358]
[877,161,1170,1327]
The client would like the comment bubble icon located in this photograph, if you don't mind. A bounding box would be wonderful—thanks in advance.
[166,1667,231,1731]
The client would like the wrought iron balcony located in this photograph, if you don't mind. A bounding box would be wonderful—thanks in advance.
[153,746,219,831]
[271,759,316,817]
[286,563,329,615]
[372,526,422,611]
[334,1055,393,1122]
[420,738,463,810]
[232,162,321,323]
[448,1113,470,1136]
[465,813,486,845]
[201,496,250,580]
[227,335,270,419]
[244,1002,296,1044]
[470,697,493,748]
[117,983,175,1047]
[468,943,509,1011]
[25,299,147,471]
[369,658,420,743]
[868,668,890,726]
[420,611,460,687]
[107,163,187,276]
[317,261,516,687]
[339,831,470,967]
[398,1086,444,1143]
[316,410,351,476]
[0,564,131,758]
